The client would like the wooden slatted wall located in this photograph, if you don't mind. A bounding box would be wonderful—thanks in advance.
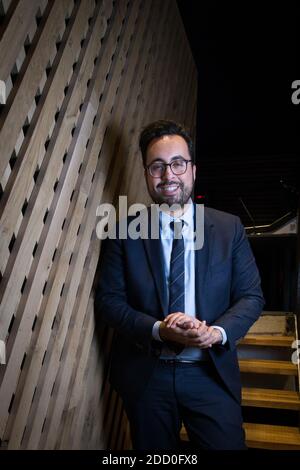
[0,0,197,449]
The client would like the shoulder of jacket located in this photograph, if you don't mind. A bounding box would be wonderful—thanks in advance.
[204,206,238,220]
[204,206,240,226]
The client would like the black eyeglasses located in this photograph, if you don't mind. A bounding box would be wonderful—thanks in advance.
[145,158,192,178]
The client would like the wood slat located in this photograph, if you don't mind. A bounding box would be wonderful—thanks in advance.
[239,359,298,376]
[242,387,300,410]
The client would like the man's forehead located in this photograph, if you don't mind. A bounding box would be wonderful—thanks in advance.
[147,134,188,154]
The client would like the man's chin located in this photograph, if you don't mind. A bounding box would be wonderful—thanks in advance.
[150,188,192,208]
[152,195,183,206]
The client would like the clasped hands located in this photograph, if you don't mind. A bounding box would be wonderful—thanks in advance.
[159,312,222,348]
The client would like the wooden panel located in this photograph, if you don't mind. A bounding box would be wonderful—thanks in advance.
[0,0,197,449]
[0,0,74,185]
[0,0,95,275]
[0,0,47,103]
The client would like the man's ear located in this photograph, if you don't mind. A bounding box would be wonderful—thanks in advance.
[193,163,196,180]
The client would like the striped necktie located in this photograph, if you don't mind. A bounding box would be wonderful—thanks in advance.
[168,220,185,315]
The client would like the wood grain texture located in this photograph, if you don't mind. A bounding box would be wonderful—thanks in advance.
[244,423,300,450]
[0,0,197,449]
[239,359,298,376]
[242,387,300,410]
[239,334,295,347]
[181,423,300,450]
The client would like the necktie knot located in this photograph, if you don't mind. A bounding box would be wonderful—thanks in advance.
[170,220,184,239]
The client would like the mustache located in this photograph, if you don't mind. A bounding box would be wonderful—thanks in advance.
[157,181,183,188]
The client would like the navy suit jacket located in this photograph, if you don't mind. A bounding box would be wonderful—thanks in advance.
[95,205,264,403]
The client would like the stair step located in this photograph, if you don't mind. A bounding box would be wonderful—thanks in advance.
[239,335,295,347]
[180,423,300,449]
[239,359,298,376]
[244,423,300,450]
[248,314,290,335]
[242,387,300,410]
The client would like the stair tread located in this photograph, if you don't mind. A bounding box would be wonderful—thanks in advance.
[239,334,295,347]
[242,387,300,409]
[247,314,290,335]
[244,423,300,449]
[181,423,300,449]
[239,358,298,375]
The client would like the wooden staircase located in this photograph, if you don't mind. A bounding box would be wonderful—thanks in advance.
[181,313,300,449]
[239,318,300,449]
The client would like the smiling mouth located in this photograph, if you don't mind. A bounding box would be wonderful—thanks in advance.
[158,184,180,194]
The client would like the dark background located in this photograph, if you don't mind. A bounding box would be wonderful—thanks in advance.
[177,1,299,228]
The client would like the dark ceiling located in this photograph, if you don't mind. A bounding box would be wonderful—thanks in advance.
[177,1,299,227]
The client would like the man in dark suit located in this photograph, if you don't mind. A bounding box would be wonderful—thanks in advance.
[95,120,264,450]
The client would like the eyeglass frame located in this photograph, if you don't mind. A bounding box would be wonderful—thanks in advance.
[144,158,193,178]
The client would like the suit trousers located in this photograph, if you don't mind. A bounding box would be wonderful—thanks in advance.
[122,359,246,450]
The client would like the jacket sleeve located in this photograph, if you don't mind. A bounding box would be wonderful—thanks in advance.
[94,235,158,349]
[212,216,265,350]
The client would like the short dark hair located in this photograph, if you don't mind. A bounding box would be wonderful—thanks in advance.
[139,120,194,166]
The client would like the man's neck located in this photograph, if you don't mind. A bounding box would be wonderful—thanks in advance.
[166,198,193,218]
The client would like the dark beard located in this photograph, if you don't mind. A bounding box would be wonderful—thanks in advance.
[150,180,194,207]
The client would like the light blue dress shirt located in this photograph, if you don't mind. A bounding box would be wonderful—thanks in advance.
[152,201,227,360]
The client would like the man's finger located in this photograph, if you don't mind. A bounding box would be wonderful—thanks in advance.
[164,312,184,327]
[164,312,183,322]
[184,328,202,339]
[177,321,195,330]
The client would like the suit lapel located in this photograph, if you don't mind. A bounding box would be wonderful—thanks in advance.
[194,205,215,320]
[142,208,168,317]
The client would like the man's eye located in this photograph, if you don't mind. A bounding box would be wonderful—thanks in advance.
[172,161,184,168]
[152,164,164,171]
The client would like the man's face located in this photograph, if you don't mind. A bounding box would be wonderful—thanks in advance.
[144,135,196,207]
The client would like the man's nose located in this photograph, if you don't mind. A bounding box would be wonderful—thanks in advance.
[162,164,173,178]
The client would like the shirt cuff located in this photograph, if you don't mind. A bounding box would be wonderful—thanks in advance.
[212,326,227,345]
[152,321,163,342]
